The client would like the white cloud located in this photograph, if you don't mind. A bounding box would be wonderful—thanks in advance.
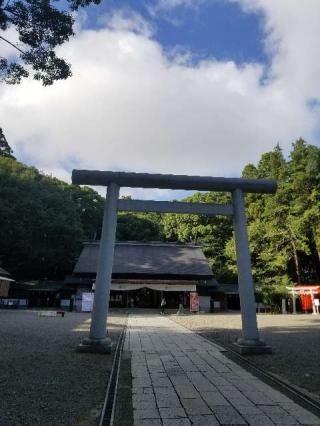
[0,4,319,200]
[233,0,320,98]
[100,9,156,38]
[155,0,196,7]
[149,0,203,12]
[147,0,204,22]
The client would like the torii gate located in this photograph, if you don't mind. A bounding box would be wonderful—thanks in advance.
[72,170,276,354]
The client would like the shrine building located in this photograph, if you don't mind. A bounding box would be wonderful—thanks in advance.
[71,241,213,309]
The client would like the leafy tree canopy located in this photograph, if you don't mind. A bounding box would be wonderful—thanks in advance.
[240,141,320,304]
[0,127,15,158]
[161,192,236,283]
[0,156,104,279]
[161,140,320,307]
[0,155,162,279]
[117,212,163,242]
[0,0,101,85]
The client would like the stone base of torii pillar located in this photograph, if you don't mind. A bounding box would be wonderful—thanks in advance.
[233,338,272,355]
[76,337,113,354]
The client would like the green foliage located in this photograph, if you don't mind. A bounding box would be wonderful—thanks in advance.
[240,141,320,304]
[117,212,163,242]
[161,192,236,282]
[70,185,104,241]
[0,157,163,279]
[242,150,294,294]
[0,156,104,279]
[160,140,320,308]
[0,127,15,159]
[0,0,101,85]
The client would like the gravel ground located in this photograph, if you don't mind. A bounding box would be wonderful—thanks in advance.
[170,312,320,400]
[0,309,127,426]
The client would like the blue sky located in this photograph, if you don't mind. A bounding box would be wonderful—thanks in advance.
[1,1,320,200]
[83,0,267,65]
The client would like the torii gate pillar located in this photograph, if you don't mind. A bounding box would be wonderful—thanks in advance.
[77,183,119,353]
[232,189,271,354]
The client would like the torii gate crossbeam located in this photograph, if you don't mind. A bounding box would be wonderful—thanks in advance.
[72,170,276,355]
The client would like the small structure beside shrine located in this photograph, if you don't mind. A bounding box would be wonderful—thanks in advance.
[0,267,17,308]
[287,284,320,314]
[0,267,14,298]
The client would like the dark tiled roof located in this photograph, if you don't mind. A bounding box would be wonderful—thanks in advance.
[216,283,239,294]
[73,242,213,280]
[11,281,64,292]
[30,281,65,292]
[0,267,10,277]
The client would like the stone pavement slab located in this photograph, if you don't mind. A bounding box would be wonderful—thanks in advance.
[125,313,320,426]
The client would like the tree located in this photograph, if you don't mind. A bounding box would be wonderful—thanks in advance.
[0,0,101,85]
[0,156,105,279]
[0,127,15,158]
[68,184,105,241]
[232,141,320,307]
[161,192,235,282]
[240,146,299,295]
[0,156,164,279]
[287,139,320,277]
[117,212,162,242]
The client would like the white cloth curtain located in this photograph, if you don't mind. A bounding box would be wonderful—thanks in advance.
[111,283,196,292]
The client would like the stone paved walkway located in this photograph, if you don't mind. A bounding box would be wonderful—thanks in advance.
[124,313,320,426]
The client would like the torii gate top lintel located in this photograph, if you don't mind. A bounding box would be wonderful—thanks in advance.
[72,169,277,194]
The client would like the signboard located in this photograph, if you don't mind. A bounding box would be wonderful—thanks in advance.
[190,292,199,313]
[0,281,10,297]
[199,296,210,312]
[81,292,94,312]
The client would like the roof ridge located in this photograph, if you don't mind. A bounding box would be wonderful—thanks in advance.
[83,241,201,248]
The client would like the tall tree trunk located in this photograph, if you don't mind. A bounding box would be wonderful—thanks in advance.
[310,229,320,279]
[287,224,302,282]
[290,239,301,283]
[315,251,320,280]
[312,227,320,276]
[315,237,320,264]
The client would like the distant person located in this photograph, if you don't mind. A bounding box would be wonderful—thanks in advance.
[160,297,166,315]
[130,297,135,308]
[176,295,184,315]
[70,294,75,312]
[55,292,60,308]
[135,295,140,308]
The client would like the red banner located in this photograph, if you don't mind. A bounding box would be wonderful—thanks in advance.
[190,292,199,313]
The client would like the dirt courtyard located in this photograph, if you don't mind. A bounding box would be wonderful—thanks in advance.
[0,310,126,426]
[1,309,319,425]
[170,312,320,400]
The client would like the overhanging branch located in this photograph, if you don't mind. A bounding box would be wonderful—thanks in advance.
[0,34,25,54]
